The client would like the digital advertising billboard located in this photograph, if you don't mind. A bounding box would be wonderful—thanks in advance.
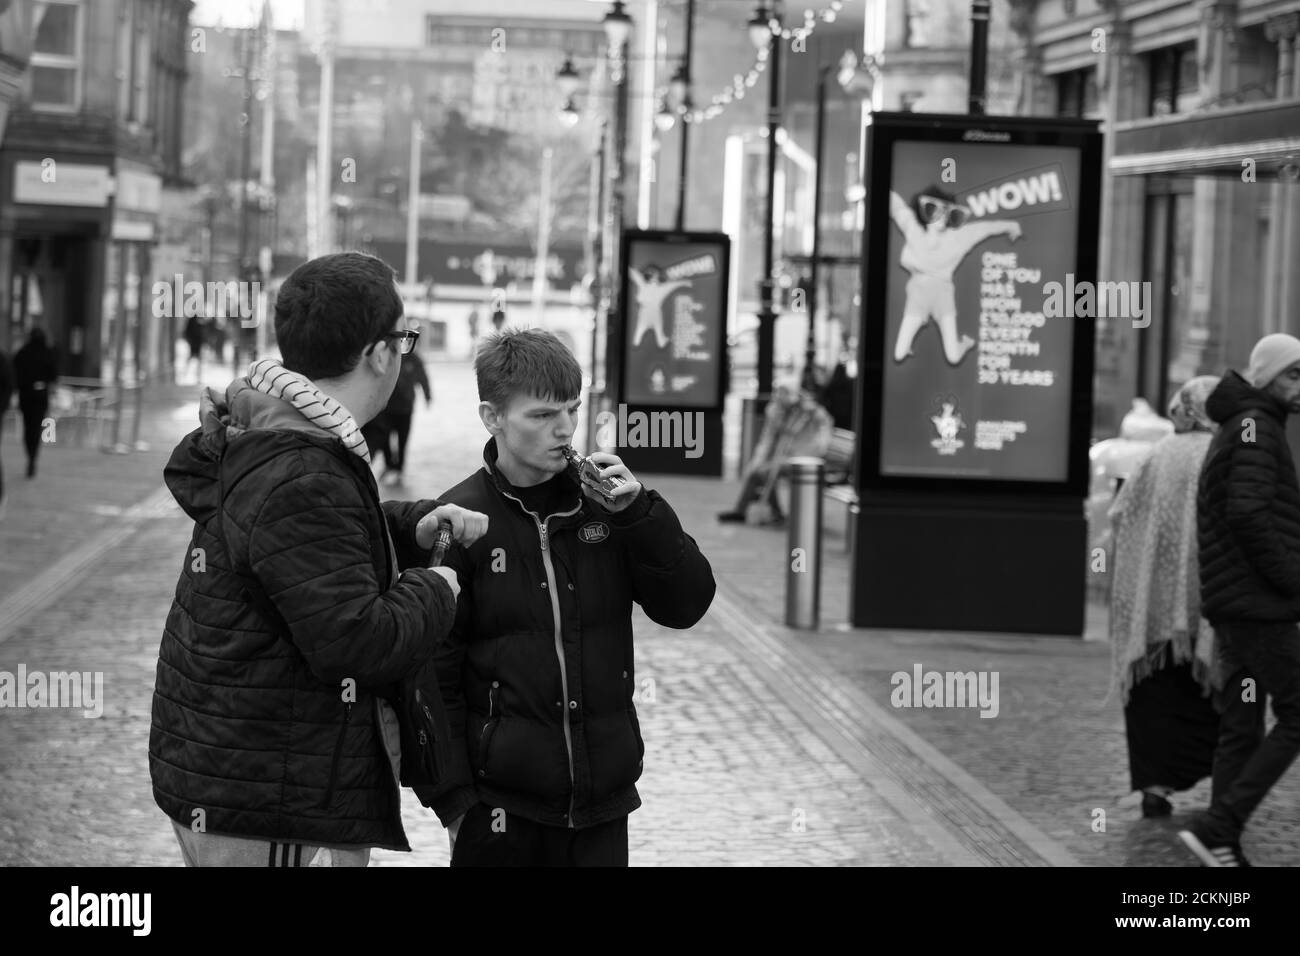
[618,230,730,410]
[859,114,1102,496]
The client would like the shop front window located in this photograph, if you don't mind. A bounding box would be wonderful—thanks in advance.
[1140,181,1200,407]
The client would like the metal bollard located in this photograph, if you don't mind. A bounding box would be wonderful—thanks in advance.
[784,456,824,629]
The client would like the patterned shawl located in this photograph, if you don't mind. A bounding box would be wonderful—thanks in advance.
[1106,428,1219,705]
[247,359,370,463]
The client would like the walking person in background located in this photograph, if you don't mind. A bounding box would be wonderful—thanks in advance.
[1107,376,1222,819]
[184,313,206,382]
[0,346,12,511]
[1180,334,1300,866]
[376,346,432,486]
[13,328,58,479]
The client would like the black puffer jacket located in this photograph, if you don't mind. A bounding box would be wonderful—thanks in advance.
[149,381,457,850]
[431,440,716,828]
[1198,370,1300,623]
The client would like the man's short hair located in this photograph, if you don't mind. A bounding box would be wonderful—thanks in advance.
[475,328,582,410]
[274,253,403,381]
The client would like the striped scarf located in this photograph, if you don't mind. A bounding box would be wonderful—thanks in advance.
[247,359,370,463]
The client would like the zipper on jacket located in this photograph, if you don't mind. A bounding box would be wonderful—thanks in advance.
[321,701,352,808]
[500,488,581,827]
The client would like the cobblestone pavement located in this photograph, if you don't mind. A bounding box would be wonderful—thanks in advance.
[2,358,1294,866]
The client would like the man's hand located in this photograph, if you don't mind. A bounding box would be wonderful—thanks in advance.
[416,504,489,550]
[429,566,460,600]
[581,452,643,514]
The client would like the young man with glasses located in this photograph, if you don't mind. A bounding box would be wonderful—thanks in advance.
[889,186,1021,366]
[150,252,488,866]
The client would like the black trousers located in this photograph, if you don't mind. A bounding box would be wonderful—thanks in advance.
[450,802,629,867]
[386,412,412,471]
[20,397,47,469]
[1206,621,1300,841]
[730,464,783,518]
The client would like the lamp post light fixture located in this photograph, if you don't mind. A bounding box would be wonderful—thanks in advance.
[750,1,783,405]
[655,95,676,132]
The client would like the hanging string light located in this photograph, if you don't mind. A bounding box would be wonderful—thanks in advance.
[684,0,844,125]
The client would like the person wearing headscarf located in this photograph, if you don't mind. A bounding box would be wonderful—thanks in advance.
[1106,375,1222,818]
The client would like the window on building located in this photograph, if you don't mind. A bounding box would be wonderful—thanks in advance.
[904,0,931,49]
[1056,67,1099,118]
[1148,42,1198,116]
[30,0,83,111]
[134,19,152,124]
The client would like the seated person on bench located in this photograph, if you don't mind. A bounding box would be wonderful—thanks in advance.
[718,377,833,526]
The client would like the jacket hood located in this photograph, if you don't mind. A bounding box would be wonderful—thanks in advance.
[1206,369,1288,425]
[164,377,345,524]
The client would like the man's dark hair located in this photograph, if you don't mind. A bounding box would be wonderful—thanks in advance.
[475,328,582,410]
[274,252,403,380]
[911,185,958,222]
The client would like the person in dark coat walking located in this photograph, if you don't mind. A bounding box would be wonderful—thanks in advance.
[12,328,58,478]
[1180,333,1300,867]
[148,252,489,866]
[0,347,12,507]
[372,348,432,486]
[432,329,716,866]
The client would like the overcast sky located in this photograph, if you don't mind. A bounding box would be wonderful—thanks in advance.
[191,0,304,29]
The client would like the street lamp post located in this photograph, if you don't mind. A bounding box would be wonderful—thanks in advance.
[751,3,782,405]
[805,63,831,390]
[674,0,695,232]
[969,0,991,114]
[604,1,633,405]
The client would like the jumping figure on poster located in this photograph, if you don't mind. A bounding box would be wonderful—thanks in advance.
[890,186,1021,366]
[629,265,691,349]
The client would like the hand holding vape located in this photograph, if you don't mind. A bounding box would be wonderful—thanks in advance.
[562,445,629,506]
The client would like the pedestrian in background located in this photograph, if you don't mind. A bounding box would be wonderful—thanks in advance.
[717,378,833,526]
[376,347,432,486]
[1107,376,1222,819]
[0,346,12,510]
[183,313,205,381]
[1181,333,1300,867]
[13,328,58,479]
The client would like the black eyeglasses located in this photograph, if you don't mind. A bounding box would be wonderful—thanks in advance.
[376,329,420,355]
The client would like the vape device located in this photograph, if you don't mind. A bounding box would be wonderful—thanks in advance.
[562,445,628,506]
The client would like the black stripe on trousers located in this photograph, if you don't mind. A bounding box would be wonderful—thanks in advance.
[268,841,277,867]
[294,844,303,867]
[281,843,289,867]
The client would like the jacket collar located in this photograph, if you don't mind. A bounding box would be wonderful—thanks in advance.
[481,438,588,524]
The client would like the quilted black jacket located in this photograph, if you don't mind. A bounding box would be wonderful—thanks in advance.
[149,381,458,851]
[431,440,716,829]
[1198,370,1300,623]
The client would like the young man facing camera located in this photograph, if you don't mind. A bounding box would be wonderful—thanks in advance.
[150,253,487,866]
[432,329,716,866]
